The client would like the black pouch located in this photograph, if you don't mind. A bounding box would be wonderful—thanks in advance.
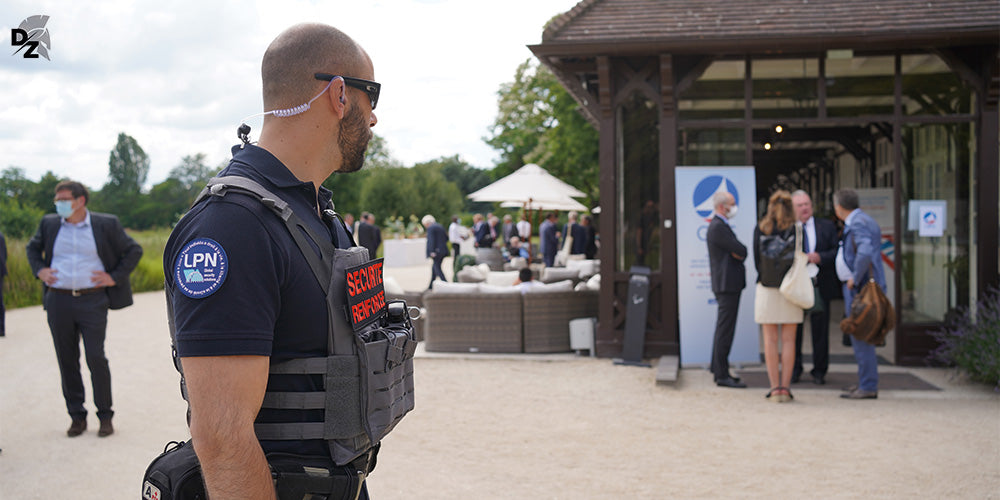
[268,452,364,500]
[142,441,206,500]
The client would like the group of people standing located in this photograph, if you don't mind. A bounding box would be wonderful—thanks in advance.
[706,187,886,402]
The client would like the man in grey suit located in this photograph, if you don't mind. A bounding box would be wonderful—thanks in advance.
[27,180,143,437]
[833,188,886,400]
[706,191,747,388]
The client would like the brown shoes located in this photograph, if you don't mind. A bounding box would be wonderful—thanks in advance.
[840,388,878,399]
[98,419,114,437]
[67,419,87,437]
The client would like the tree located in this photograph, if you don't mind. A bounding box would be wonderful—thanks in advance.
[169,153,218,203]
[485,59,600,208]
[99,133,150,226]
[105,132,150,194]
[420,155,492,213]
[358,165,461,226]
[0,168,65,212]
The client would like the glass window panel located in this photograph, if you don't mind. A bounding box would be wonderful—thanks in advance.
[901,54,975,116]
[825,55,894,117]
[899,122,976,323]
[617,92,660,272]
[752,58,818,119]
[678,128,745,167]
[679,59,745,121]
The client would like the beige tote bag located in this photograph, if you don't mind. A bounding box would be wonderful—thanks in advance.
[779,222,815,309]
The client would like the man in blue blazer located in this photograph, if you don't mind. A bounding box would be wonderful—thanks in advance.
[27,180,143,436]
[833,188,886,400]
[706,191,747,388]
[423,215,449,289]
[791,190,840,385]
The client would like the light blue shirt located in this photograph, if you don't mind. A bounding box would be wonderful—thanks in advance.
[50,210,105,290]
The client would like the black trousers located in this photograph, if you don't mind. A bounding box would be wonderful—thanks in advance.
[794,293,830,379]
[0,275,5,335]
[451,242,460,258]
[711,291,741,381]
[44,291,114,421]
[429,254,447,289]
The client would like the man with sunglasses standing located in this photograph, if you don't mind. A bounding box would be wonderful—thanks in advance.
[163,24,389,499]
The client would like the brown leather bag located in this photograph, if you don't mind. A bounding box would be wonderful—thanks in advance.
[840,276,895,345]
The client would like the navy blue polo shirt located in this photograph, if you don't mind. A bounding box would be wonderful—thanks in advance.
[164,144,354,458]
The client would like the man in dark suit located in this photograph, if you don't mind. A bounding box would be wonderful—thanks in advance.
[705,191,747,388]
[834,189,886,400]
[561,210,588,257]
[539,212,560,267]
[357,212,382,260]
[791,190,839,385]
[423,214,449,289]
[26,180,143,437]
[0,229,6,337]
[472,213,493,248]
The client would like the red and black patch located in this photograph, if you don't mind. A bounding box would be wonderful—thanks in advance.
[345,258,386,331]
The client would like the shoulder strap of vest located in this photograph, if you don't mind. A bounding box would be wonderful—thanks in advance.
[197,176,335,292]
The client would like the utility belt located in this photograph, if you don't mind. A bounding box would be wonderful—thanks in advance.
[142,441,379,500]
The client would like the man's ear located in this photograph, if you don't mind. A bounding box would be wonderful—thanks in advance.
[328,76,348,118]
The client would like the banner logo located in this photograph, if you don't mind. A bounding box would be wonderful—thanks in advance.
[692,175,739,220]
[11,15,51,60]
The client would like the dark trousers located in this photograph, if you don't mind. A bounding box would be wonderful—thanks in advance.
[794,294,830,379]
[711,291,741,381]
[0,275,5,335]
[429,254,447,289]
[44,291,114,421]
[451,242,460,258]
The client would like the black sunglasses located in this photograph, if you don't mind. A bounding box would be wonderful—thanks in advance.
[315,73,380,110]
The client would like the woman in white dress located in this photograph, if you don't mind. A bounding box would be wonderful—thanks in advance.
[752,190,804,402]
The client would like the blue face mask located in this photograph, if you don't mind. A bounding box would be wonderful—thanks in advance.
[55,200,75,219]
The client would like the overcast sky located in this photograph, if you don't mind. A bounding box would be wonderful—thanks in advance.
[0,0,580,190]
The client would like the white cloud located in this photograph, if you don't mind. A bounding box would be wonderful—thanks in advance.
[0,0,579,190]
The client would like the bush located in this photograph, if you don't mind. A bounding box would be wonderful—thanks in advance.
[929,285,1000,390]
[0,198,44,239]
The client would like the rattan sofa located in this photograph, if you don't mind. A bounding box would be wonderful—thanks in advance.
[419,284,598,354]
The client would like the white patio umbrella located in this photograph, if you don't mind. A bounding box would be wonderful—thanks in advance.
[499,196,588,213]
[467,163,586,204]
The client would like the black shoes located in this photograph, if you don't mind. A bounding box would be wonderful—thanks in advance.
[67,419,87,437]
[811,373,826,385]
[716,377,747,388]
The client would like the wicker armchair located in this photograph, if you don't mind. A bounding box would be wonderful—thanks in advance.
[422,292,523,353]
[521,289,599,353]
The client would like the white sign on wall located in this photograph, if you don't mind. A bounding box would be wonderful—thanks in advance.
[675,167,760,367]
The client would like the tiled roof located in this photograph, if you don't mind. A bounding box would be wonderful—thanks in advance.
[543,0,1000,44]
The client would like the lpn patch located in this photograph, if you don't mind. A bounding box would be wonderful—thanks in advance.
[174,238,229,299]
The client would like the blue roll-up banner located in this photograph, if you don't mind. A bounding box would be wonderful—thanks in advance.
[675,167,760,367]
